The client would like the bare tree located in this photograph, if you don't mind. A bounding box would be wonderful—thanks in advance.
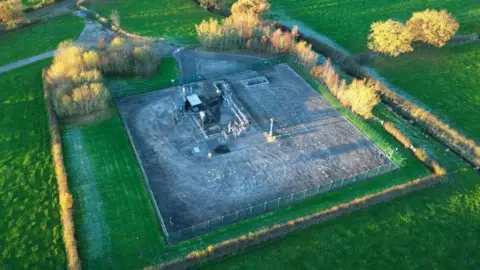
[109,9,120,28]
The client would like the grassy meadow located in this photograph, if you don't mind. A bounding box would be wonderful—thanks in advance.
[268,0,480,54]
[370,42,480,141]
[201,169,480,270]
[84,0,220,43]
[0,15,84,65]
[0,60,67,269]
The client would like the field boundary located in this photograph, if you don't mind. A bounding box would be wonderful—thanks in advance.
[168,162,400,243]
[42,69,81,270]
[150,172,445,269]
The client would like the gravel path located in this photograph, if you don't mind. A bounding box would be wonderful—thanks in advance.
[0,51,54,74]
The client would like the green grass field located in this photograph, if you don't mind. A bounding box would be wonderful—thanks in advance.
[61,114,165,269]
[85,0,220,43]
[268,0,480,54]
[370,42,480,141]
[0,60,67,269]
[60,59,180,269]
[0,15,84,66]
[201,168,480,270]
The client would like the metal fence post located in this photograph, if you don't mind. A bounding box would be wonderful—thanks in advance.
[291,193,294,203]
[353,175,356,182]
[376,166,380,176]
[364,170,368,180]
[341,177,345,186]
[236,210,239,219]
[316,185,320,194]
[222,215,224,223]
[264,201,267,211]
[207,220,210,229]
[303,189,307,199]
[329,181,333,191]
[277,198,281,207]
[250,206,253,214]
[192,225,195,232]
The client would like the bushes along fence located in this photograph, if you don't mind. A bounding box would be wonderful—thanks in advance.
[42,69,81,270]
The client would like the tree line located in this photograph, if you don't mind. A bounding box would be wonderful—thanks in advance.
[196,0,380,118]
[368,9,459,57]
[45,38,160,118]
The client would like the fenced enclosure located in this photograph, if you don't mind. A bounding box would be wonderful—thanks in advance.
[114,59,406,245]
[161,74,406,243]
[167,160,401,243]
[162,114,404,244]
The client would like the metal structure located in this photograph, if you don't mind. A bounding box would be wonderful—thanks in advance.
[155,108,407,243]
[241,76,270,88]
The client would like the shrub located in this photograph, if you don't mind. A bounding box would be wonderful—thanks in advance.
[368,19,414,57]
[0,0,23,28]
[310,59,379,119]
[46,39,161,118]
[377,82,480,166]
[83,50,100,69]
[384,122,411,148]
[42,70,81,269]
[109,9,120,28]
[195,18,223,48]
[195,0,317,71]
[407,9,459,47]
[231,0,270,17]
[46,43,110,118]
[100,38,160,76]
[340,79,380,119]
[293,40,317,69]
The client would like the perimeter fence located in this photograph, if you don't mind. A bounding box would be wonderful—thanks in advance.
[115,59,407,244]
[165,113,405,244]
[168,160,400,243]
